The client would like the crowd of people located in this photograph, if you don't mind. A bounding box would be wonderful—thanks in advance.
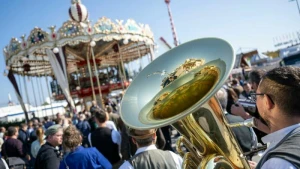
[0,66,299,169]
[0,96,178,169]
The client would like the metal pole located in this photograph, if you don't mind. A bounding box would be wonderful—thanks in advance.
[17,74,23,104]
[76,69,81,87]
[30,77,38,107]
[165,0,179,46]
[35,76,43,117]
[117,43,127,82]
[37,75,46,117]
[127,61,133,80]
[149,45,154,62]
[137,45,143,71]
[118,63,125,90]
[86,48,96,101]
[42,55,54,117]
[46,76,54,117]
[22,74,31,112]
[91,46,104,109]
[296,0,300,16]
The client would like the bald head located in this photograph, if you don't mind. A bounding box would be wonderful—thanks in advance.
[216,88,228,110]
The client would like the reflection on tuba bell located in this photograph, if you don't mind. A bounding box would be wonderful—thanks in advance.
[121,38,250,169]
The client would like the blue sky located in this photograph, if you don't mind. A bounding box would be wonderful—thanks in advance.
[0,0,299,106]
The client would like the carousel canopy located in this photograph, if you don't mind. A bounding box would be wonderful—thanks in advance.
[3,0,155,76]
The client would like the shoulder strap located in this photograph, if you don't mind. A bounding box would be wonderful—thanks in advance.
[63,153,70,169]
[88,133,92,147]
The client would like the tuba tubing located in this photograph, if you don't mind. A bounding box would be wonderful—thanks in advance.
[121,38,251,169]
[228,117,256,128]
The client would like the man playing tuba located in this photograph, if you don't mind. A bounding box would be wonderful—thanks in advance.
[119,128,183,169]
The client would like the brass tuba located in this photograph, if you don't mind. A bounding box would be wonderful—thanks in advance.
[120,38,250,169]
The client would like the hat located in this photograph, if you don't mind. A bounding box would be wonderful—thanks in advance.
[128,128,156,139]
[45,125,62,137]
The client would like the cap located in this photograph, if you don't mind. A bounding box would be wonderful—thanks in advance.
[128,128,156,139]
[45,125,62,137]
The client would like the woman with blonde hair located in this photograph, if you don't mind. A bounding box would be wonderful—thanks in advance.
[59,125,112,169]
[31,127,45,158]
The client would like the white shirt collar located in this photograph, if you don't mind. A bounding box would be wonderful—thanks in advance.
[135,144,157,155]
[224,110,228,115]
[262,123,300,151]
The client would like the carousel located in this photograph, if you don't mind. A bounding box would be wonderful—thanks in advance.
[3,0,155,122]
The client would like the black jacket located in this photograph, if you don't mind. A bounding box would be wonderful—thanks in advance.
[34,142,61,169]
[18,129,30,154]
[18,129,28,144]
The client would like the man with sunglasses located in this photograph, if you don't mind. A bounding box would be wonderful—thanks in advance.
[251,66,300,169]
[231,70,270,141]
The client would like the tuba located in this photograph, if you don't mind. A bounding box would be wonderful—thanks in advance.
[120,38,251,169]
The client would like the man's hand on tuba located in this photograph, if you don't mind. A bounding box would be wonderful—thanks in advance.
[248,160,257,169]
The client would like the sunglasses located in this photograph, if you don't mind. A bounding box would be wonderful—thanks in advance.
[250,93,274,104]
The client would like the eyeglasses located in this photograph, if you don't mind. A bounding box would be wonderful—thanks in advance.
[250,93,264,102]
[250,93,274,104]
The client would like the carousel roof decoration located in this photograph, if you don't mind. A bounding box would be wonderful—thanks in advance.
[3,0,155,76]
[69,0,89,23]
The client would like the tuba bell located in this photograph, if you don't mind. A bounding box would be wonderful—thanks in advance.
[120,38,251,169]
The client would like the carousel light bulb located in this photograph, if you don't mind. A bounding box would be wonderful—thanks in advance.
[76,86,81,90]
[90,41,96,47]
[6,66,10,70]
[123,39,129,45]
[53,47,59,53]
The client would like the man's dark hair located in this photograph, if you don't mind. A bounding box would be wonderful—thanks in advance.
[44,116,49,121]
[260,66,300,117]
[243,82,249,86]
[249,69,266,85]
[134,137,154,147]
[232,79,238,85]
[20,123,27,129]
[94,108,107,123]
[7,126,17,136]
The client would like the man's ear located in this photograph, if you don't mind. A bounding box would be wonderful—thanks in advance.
[47,135,52,141]
[253,83,258,91]
[152,133,157,141]
[132,137,137,144]
[264,95,274,110]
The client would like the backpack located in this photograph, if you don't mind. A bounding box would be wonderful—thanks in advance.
[5,157,26,169]
[3,142,26,169]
